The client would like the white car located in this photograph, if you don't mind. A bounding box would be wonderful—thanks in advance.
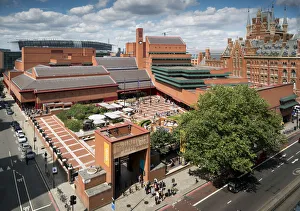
[18,136,27,144]
[16,130,24,137]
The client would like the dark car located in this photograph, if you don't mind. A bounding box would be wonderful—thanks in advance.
[11,121,20,128]
[26,149,35,160]
[6,108,14,115]
[14,125,22,132]
[228,178,246,193]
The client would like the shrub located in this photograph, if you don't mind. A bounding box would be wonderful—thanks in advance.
[111,118,124,124]
[75,113,86,120]
[65,119,82,132]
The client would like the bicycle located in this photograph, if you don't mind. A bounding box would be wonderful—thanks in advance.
[65,203,71,211]
[60,194,67,203]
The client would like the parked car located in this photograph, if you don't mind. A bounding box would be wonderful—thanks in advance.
[17,136,27,144]
[14,125,22,132]
[19,143,32,152]
[25,149,35,160]
[6,108,13,115]
[16,130,25,138]
[11,121,20,128]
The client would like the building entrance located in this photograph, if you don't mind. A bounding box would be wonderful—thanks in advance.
[114,149,147,197]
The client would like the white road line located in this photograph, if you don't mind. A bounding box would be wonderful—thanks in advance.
[192,140,299,207]
[227,200,232,204]
[296,151,300,155]
[34,163,50,192]
[271,169,275,172]
[22,175,33,211]
[193,184,228,206]
[9,151,11,157]
[33,203,52,211]
[13,170,23,211]
[280,162,284,166]
[259,178,263,182]
[287,155,294,161]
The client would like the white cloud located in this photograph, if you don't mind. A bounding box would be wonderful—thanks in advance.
[113,0,198,15]
[95,0,109,8]
[0,4,299,53]
[69,5,94,15]
[276,0,300,7]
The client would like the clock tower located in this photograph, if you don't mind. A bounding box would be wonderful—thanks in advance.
[136,28,144,69]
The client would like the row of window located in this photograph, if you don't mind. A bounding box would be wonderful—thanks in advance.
[246,60,297,66]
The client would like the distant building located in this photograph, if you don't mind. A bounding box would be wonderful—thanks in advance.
[201,6,300,93]
[11,39,112,52]
[0,49,21,74]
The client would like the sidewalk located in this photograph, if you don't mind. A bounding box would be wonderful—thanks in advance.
[5,93,86,211]
[98,166,206,211]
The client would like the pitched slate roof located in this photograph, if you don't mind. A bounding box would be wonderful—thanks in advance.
[95,57,137,69]
[34,65,108,77]
[147,36,185,45]
[109,69,150,83]
[12,74,116,92]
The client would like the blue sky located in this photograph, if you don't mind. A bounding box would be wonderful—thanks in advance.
[0,0,299,52]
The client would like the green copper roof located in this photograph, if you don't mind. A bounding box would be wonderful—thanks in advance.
[280,100,298,109]
[280,94,297,103]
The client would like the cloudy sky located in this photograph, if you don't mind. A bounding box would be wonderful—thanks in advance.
[0,0,299,53]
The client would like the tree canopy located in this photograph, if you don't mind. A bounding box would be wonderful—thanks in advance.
[150,128,178,154]
[178,85,286,175]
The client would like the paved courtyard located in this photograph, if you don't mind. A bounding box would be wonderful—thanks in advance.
[36,115,96,170]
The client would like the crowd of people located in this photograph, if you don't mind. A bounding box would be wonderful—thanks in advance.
[144,178,166,205]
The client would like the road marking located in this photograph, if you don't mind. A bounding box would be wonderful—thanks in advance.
[296,151,300,155]
[33,203,52,211]
[259,178,263,182]
[22,175,34,211]
[13,170,23,211]
[287,155,294,161]
[271,169,275,172]
[193,184,228,206]
[192,140,299,207]
[292,158,299,164]
[280,162,284,166]
[0,168,3,172]
[227,200,232,204]
[9,151,11,157]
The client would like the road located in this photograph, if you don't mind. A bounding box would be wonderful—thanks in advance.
[194,138,300,211]
[0,104,56,211]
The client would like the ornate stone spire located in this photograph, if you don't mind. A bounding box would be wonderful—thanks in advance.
[283,6,288,25]
[271,3,275,22]
[247,8,251,26]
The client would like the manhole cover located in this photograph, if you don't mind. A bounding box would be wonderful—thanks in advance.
[127,204,131,207]
[87,167,97,175]
[293,168,300,175]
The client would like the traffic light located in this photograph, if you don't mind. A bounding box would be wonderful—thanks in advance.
[70,195,76,205]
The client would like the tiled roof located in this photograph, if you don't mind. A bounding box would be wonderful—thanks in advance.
[12,74,116,91]
[253,39,298,57]
[109,69,150,83]
[34,65,108,77]
[95,57,137,69]
[147,36,185,45]
[118,81,153,90]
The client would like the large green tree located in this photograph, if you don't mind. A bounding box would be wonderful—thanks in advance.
[150,128,178,154]
[178,85,286,175]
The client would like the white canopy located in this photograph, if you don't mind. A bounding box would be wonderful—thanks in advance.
[88,114,106,121]
[111,103,123,109]
[123,107,134,113]
[93,119,106,125]
[97,102,116,110]
[104,112,121,119]
[112,110,123,115]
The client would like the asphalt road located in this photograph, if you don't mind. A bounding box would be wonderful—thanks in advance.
[0,104,56,211]
[195,139,300,211]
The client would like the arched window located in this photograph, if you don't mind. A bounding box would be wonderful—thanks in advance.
[291,69,296,78]
[282,78,288,84]
[283,69,287,77]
